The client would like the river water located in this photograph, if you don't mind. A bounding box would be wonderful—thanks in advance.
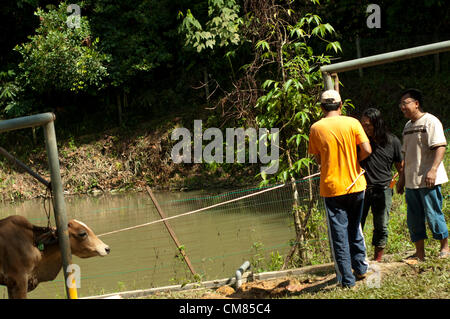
[0,184,309,298]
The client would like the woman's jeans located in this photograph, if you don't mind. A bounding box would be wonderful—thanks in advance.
[361,186,393,248]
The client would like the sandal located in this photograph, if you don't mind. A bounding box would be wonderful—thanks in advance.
[439,251,449,259]
[403,254,424,263]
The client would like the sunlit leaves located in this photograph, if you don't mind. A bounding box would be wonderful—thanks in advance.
[256,40,270,52]
[179,0,243,53]
[14,2,110,95]
[254,5,339,183]
[326,41,342,53]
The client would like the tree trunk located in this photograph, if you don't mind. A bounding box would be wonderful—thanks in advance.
[356,35,363,78]
[203,67,209,102]
[282,150,307,269]
[117,92,122,126]
[433,32,440,74]
[32,127,37,145]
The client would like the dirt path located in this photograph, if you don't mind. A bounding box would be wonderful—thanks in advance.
[198,260,418,299]
[91,252,446,299]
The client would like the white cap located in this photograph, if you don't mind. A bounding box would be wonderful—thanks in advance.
[320,90,341,104]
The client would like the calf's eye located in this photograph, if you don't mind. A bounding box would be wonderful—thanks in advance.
[78,231,87,238]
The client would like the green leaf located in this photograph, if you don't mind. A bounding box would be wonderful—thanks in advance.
[261,170,267,180]
[256,40,270,52]
[296,134,302,147]
[283,79,293,92]
[323,23,335,34]
[262,79,276,89]
[326,41,342,53]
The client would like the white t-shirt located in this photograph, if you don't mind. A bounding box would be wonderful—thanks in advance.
[402,113,448,189]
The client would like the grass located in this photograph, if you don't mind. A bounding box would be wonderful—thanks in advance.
[140,256,449,299]
[139,139,450,300]
[293,257,449,299]
[294,139,450,299]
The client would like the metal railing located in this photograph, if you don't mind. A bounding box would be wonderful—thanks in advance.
[0,113,76,299]
[321,40,450,89]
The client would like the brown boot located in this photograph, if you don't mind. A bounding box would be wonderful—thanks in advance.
[374,247,384,262]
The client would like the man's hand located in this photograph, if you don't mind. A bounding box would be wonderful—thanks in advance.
[358,141,372,162]
[396,177,405,194]
[396,163,405,194]
[425,167,437,188]
[426,145,446,188]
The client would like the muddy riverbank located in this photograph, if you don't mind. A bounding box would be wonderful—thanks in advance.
[0,117,258,202]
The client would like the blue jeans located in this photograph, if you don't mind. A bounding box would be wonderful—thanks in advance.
[405,186,449,243]
[324,191,368,287]
[361,187,393,248]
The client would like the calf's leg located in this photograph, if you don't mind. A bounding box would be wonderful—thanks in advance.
[7,276,28,299]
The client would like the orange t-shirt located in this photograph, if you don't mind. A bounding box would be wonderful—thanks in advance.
[308,116,369,197]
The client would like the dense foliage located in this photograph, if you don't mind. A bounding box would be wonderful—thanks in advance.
[0,0,448,268]
[9,3,109,116]
[0,0,449,180]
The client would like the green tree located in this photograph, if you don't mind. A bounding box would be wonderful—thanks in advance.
[84,0,176,86]
[178,0,244,104]
[212,0,346,266]
[0,70,22,116]
[15,2,109,93]
[11,2,109,116]
[254,11,343,184]
[179,0,243,53]
[79,0,199,125]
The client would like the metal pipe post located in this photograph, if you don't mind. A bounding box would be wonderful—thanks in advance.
[0,112,55,133]
[0,147,50,188]
[321,40,450,74]
[322,72,334,90]
[43,120,77,299]
[355,35,363,77]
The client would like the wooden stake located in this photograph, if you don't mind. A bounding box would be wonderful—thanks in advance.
[145,186,197,276]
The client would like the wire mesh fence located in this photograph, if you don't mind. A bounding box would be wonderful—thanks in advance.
[0,128,448,298]
[0,174,330,298]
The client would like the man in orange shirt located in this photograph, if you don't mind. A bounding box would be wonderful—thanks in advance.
[308,88,372,288]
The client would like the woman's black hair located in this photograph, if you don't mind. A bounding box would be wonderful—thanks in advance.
[361,108,389,146]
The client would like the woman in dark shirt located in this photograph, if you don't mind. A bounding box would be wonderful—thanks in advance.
[360,108,404,261]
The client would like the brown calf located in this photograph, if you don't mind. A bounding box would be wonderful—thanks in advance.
[0,215,110,298]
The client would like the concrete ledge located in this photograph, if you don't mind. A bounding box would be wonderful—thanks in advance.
[82,262,335,299]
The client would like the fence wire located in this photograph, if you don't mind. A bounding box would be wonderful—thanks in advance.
[0,175,329,298]
[0,129,448,298]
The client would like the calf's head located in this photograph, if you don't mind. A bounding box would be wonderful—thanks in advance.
[68,219,110,258]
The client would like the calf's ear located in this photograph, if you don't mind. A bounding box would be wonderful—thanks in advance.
[34,228,58,246]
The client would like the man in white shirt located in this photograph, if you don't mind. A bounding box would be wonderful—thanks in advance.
[397,88,449,260]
